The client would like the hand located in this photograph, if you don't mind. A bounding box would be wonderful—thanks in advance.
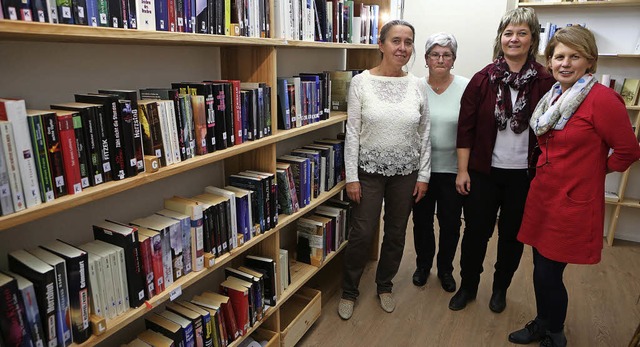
[346,182,362,204]
[456,171,471,195]
[413,182,428,203]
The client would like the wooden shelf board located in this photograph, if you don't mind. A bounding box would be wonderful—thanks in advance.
[627,105,640,111]
[0,20,379,50]
[71,182,346,346]
[605,196,620,204]
[519,0,640,8]
[0,114,347,231]
[619,199,640,208]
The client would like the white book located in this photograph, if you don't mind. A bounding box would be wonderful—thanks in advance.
[163,100,181,164]
[273,0,285,38]
[93,240,130,314]
[292,0,300,40]
[86,253,104,318]
[135,0,156,30]
[352,17,361,44]
[78,242,117,319]
[0,121,23,213]
[156,101,174,166]
[46,0,59,23]
[0,99,42,208]
[539,22,551,56]
[204,186,239,250]
[278,249,289,292]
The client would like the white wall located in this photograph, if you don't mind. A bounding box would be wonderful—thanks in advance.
[403,0,512,80]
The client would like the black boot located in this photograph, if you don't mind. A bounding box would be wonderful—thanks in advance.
[448,289,476,311]
[540,331,567,347]
[412,267,429,286]
[489,289,507,313]
[508,318,549,344]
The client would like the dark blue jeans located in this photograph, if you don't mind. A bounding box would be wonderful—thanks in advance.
[412,172,463,276]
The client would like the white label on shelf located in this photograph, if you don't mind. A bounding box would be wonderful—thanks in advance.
[169,286,182,301]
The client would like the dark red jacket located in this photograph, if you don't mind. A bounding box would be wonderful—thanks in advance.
[457,61,555,174]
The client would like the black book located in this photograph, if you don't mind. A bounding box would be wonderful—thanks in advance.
[206,81,234,148]
[3,271,46,347]
[174,0,184,31]
[240,90,254,141]
[260,83,271,136]
[145,312,185,347]
[126,0,137,28]
[7,250,58,347]
[30,0,48,22]
[72,0,86,24]
[50,103,106,187]
[98,89,145,173]
[74,93,126,180]
[228,174,264,234]
[114,99,138,178]
[242,170,276,230]
[240,88,257,141]
[171,82,217,152]
[213,0,222,34]
[92,220,146,308]
[40,240,92,344]
[107,0,123,27]
[137,100,166,166]
[0,272,31,347]
[208,83,227,151]
[194,0,207,33]
[244,255,276,306]
[140,88,188,161]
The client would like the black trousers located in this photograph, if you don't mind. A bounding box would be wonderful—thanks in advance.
[533,248,568,333]
[342,171,417,301]
[412,172,463,275]
[459,167,529,294]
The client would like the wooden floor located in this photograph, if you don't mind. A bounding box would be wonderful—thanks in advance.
[299,218,640,347]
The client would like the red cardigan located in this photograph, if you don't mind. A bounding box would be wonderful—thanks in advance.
[457,61,555,174]
[518,84,640,264]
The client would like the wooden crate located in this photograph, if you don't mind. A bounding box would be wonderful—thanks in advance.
[252,328,279,347]
[279,287,322,347]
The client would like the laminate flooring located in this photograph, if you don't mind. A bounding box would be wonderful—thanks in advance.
[298,217,640,347]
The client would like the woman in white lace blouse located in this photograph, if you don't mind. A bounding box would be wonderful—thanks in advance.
[338,19,431,320]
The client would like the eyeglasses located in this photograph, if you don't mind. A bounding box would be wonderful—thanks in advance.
[530,134,554,169]
[428,52,454,61]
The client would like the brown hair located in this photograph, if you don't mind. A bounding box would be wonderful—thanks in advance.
[492,7,540,60]
[545,25,598,73]
[378,20,416,60]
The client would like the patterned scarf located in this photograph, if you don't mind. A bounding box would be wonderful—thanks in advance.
[530,74,596,136]
[488,57,539,134]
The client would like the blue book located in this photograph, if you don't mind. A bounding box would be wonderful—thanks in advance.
[291,149,321,198]
[229,174,265,234]
[154,0,168,30]
[276,78,291,130]
[84,0,98,26]
[278,155,310,207]
[299,74,322,122]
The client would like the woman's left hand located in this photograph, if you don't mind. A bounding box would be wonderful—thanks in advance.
[413,182,428,203]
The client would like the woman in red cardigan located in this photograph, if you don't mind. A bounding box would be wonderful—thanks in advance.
[509,26,640,347]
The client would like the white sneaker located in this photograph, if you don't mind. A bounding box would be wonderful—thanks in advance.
[338,298,354,320]
[379,293,395,313]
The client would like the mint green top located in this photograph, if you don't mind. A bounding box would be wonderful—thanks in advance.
[419,75,469,174]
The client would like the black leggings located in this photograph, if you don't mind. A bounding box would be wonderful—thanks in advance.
[533,248,568,333]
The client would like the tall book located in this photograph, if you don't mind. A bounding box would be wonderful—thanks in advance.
[136,232,156,299]
[0,272,31,347]
[156,208,193,276]
[243,255,276,306]
[0,99,42,208]
[40,240,92,344]
[198,292,239,343]
[134,227,166,295]
[192,192,232,255]
[203,186,238,250]
[137,100,166,166]
[219,279,249,336]
[139,88,189,161]
[77,242,118,319]
[7,250,58,347]
[2,271,45,347]
[175,301,214,347]
[91,240,128,315]
[92,220,146,308]
[130,214,184,281]
[222,185,253,241]
[26,110,55,203]
[0,121,26,213]
[27,247,73,347]
[163,196,205,273]
[55,111,83,195]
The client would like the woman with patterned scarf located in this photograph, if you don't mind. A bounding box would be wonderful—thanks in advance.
[510,26,640,347]
[450,7,554,314]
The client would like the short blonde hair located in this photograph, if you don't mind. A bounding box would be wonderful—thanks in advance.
[492,7,540,60]
[545,26,598,73]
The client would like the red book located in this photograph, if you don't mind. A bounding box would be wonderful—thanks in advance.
[200,291,239,343]
[55,111,82,195]
[136,227,165,294]
[167,0,176,31]
[219,279,249,336]
[137,232,156,299]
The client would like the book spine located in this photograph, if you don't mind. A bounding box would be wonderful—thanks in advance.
[57,0,74,23]
[57,114,83,195]
[159,227,174,288]
[64,253,91,343]
[41,113,67,199]
[230,81,242,145]
[156,101,173,166]
[96,0,107,25]
[71,0,86,24]
[179,217,192,275]
[52,261,72,346]
[104,100,126,180]
[165,101,181,164]
[85,0,98,25]
[0,278,31,346]
[117,100,138,178]
[81,108,105,186]
[154,0,167,30]
[72,112,91,189]
[172,94,187,161]
[126,0,137,28]
[139,237,156,299]
[27,115,55,203]
[18,280,46,346]
[0,123,16,216]
[91,105,112,183]
[148,233,165,293]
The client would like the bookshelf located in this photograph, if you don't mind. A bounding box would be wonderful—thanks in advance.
[0,2,382,343]
[518,0,640,244]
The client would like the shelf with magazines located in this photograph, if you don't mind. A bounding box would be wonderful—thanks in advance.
[0,112,347,231]
[518,0,640,8]
[518,0,640,245]
[68,181,346,347]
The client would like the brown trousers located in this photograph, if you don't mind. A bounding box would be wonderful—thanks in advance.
[342,170,418,301]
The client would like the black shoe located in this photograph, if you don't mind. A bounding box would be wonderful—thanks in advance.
[438,273,456,292]
[489,290,507,313]
[448,289,476,311]
[540,331,567,347]
[508,318,548,344]
[412,268,429,286]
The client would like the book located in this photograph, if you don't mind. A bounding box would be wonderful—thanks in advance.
[2,271,45,347]
[84,252,105,319]
[224,268,260,324]
[78,241,119,319]
[166,302,203,347]
[244,255,276,306]
[190,295,226,347]
[132,214,184,281]
[40,240,92,344]
[296,217,325,266]
[0,124,14,215]
[228,174,264,234]
[243,170,277,228]
[328,70,352,111]
[158,310,195,347]
[139,88,189,160]
[55,111,83,195]
[191,192,230,255]
[137,100,166,166]
[198,292,239,343]
[92,220,146,308]
[145,312,185,347]
[219,279,249,335]
[7,250,58,347]
[129,218,173,289]
[203,186,238,250]
[92,240,129,315]
[237,266,264,320]
[164,196,206,273]
[278,249,289,291]
[136,232,156,299]
[621,78,640,106]
[0,121,26,213]
[0,99,42,208]
[222,185,253,241]
[0,272,31,347]
[190,95,208,156]
[156,208,193,276]
[175,301,214,347]
[134,226,166,295]
[27,247,73,347]
[26,110,55,203]
[137,329,174,347]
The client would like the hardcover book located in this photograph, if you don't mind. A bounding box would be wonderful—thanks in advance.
[0,121,25,213]
[175,300,214,347]
[145,312,185,347]
[134,226,166,295]
[4,270,46,347]
[244,255,276,306]
[26,110,55,203]
[156,208,194,275]
[55,111,83,195]
[137,100,166,166]
[0,272,31,347]
[163,196,205,273]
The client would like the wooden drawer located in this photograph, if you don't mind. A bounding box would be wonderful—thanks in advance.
[251,328,279,347]
[280,287,322,347]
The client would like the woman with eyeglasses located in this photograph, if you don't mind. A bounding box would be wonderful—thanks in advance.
[411,32,469,293]
[451,7,555,313]
[509,26,640,347]
[338,19,431,320]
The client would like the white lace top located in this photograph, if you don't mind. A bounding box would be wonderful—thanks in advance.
[345,70,431,183]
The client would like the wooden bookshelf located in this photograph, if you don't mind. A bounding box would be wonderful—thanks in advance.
[518,0,640,8]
